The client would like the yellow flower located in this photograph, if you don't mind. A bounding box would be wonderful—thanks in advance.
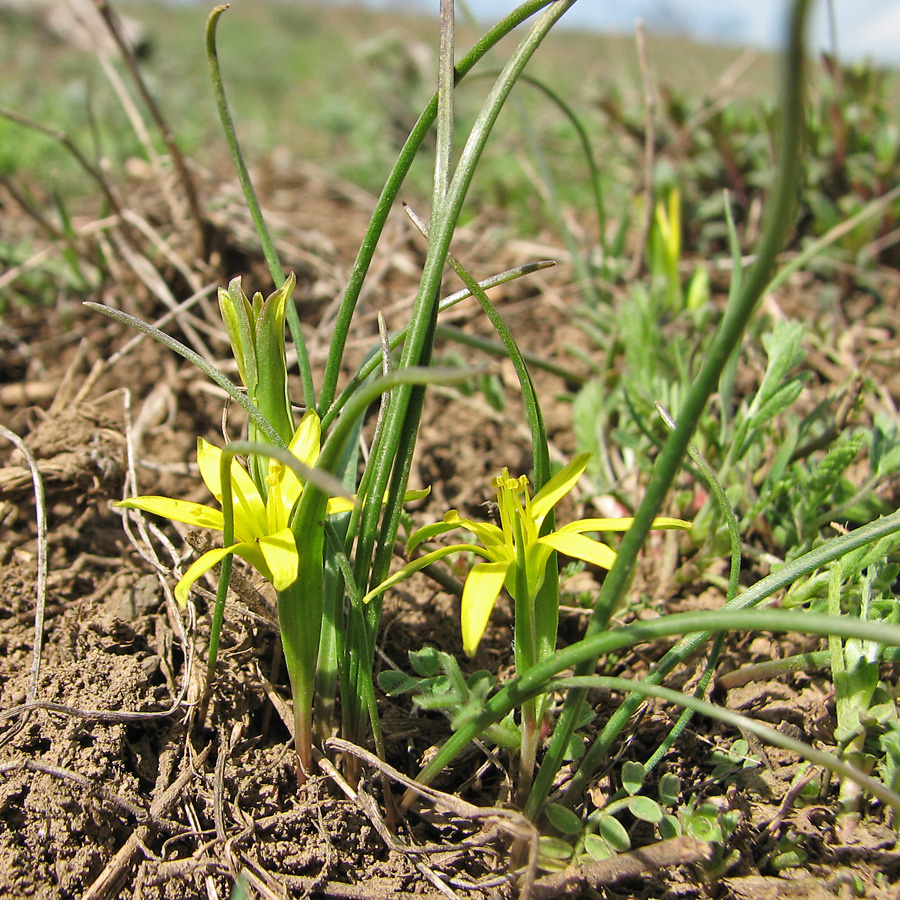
[364,453,691,655]
[117,410,352,605]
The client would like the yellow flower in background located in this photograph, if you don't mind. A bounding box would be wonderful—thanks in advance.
[364,453,691,655]
[117,409,352,605]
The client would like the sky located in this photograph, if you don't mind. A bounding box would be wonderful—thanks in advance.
[356,0,900,67]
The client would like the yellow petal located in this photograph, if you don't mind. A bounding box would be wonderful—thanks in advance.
[461,561,510,656]
[258,528,301,591]
[196,438,267,537]
[274,409,322,515]
[538,531,617,570]
[407,518,463,555]
[649,516,692,531]
[173,541,275,606]
[265,459,289,534]
[529,453,591,524]
[522,542,555,599]
[116,496,228,534]
[556,517,636,534]
[326,496,356,515]
[446,510,506,550]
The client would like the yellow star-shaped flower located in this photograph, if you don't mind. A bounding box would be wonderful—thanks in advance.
[117,410,352,604]
[365,453,691,655]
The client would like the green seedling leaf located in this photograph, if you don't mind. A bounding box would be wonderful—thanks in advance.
[562,698,597,760]
[685,264,710,312]
[629,795,664,823]
[659,813,681,840]
[772,834,807,872]
[621,760,645,795]
[807,436,864,495]
[539,836,574,863]
[409,647,442,677]
[545,803,583,836]
[583,833,613,861]
[658,773,681,806]
[377,670,420,696]
[573,698,596,730]
[759,320,807,395]
[722,739,753,764]
[708,738,759,780]
[866,703,899,727]
[563,732,586,762]
[478,372,506,412]
[720,809,741,840]
[763,420,800,489]
[751,377,805,426]
[684,811,722,843]
[871,415,900,476]
[484,715,521,751]
[597,815,631,852]
[413,677,458,710]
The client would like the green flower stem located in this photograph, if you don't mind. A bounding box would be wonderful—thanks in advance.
[314,527,347,745]
[403,604,900,812]
[205,6,315,409]
[525,0,812,821]
[280,367,475,781]
[317,0,563,415]
[84,301,286,448]
[357,1,577,618]
[280,535,322,783]
[320,259,556,432]
[513,518,540,807]
[403,506,900,809]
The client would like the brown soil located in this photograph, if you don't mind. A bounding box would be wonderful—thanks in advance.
[2,152,900,900]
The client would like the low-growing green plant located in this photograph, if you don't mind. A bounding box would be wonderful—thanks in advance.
[536,764,744,877]
[829,558,900,812]
[594,45,900,271]
[575,255,900,575]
